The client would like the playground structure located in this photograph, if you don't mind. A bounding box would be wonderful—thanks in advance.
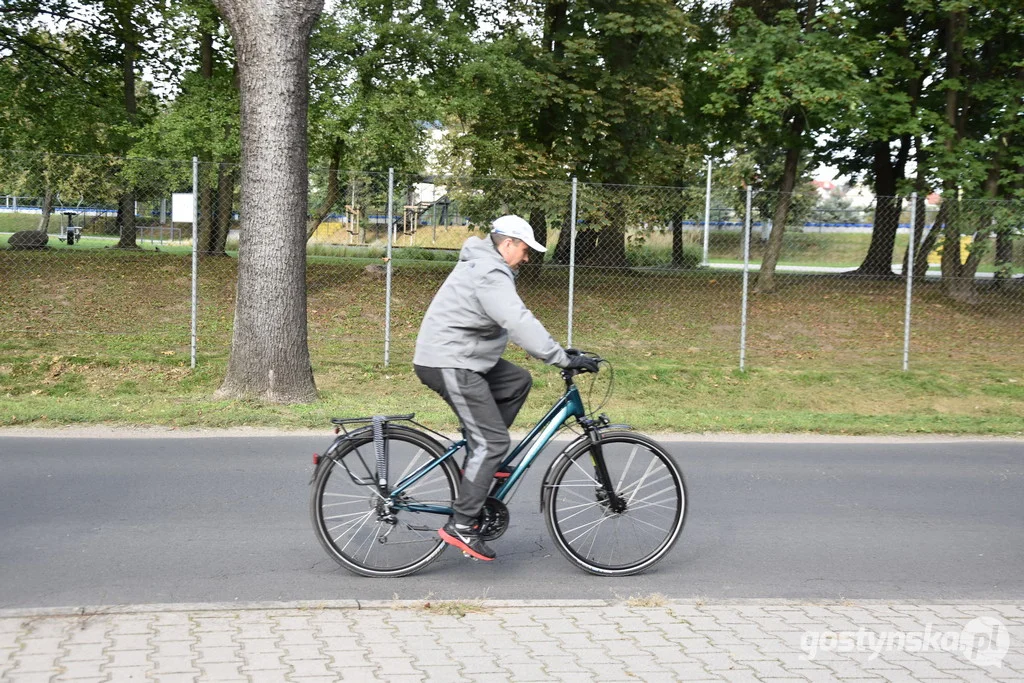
[310,186,463,247]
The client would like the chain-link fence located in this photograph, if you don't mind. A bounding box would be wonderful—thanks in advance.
[2,149,1022,388]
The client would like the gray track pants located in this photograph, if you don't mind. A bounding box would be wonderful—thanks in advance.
[414,360,532,526]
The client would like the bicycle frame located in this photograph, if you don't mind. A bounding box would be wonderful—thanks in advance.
[388,381,587,516]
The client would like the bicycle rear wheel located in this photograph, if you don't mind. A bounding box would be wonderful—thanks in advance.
[310,425,458,577]
[544,431,686,576]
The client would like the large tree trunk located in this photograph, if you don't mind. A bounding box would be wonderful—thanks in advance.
[591,229,628,267]
[589,195,628,268]
[211,162,236,255]
[115,192,137,248]
[37,188,54,232]
[913,201,946,280]
[306,136,343,241]
[529,207,547,263]
[196,27,216,254]
[755,122,802,294]
[939,9,974,302]
[553,213,572,264]
[213,0,322,403]
[576,229,598,265]
[856,139,909,277]
[114,8,138,250]
[994,231,1013,285]
[901,192,927,277]
[519,208,547,284]
[671,207,686,267]
[198,173,215,252]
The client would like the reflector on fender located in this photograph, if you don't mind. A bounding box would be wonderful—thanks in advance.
[313,453,320,465]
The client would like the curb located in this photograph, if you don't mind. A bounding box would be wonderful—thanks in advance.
[2,598,1022,619]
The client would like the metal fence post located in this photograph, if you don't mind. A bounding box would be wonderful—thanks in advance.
[567,177,578,348]
[903,192,917,372]
[739,185,752,372]
[703,159,712,267]
[190,157,198,370]
[384,168,394,367]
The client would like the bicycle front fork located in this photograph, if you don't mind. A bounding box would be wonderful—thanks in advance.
[580,417,627,514]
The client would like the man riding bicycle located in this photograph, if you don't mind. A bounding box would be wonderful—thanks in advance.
[413,215,598,561]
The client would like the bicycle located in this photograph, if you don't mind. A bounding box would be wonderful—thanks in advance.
[309,353,687,578]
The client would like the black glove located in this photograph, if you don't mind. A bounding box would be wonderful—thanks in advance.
[565,354,600,373]
[564,348,583,357]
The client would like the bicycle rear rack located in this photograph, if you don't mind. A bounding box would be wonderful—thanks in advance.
[325,414,455,493]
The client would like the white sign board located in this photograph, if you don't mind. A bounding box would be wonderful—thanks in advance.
[171,193,195,223]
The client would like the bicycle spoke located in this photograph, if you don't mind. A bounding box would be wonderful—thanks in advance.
[566,457,601,485]
[394,448,428,484]
[323,509,374,522]
[615,444,639,491]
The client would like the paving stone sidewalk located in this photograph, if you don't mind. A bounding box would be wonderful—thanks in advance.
[1,600,1021,682]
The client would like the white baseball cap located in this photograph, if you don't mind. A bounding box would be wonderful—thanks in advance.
[491,215,547,252]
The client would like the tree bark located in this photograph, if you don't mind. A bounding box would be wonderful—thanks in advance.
[755,116,803,294]
[553,213,572,264]
[213,0,322,403]
[576,229,598,265]
[913,201,946,280]
[196,25,218,254]
[589,195,628,268]
[114,4,138,250]
[37,188,54,232]
[518,208,547,284]
[198,176,215,252]
[671,207,686,267]
[527,206,547,267]
[939,10,973,302]
[115,192,136,248]
[856,139,908,277]
[211,162,235,255]
[306,136,343,241]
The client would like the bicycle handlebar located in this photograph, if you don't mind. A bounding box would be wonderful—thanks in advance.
[560,349,604,381]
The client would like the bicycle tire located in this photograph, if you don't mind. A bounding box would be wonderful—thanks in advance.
[544,431,686,576]
[310,425,459,578]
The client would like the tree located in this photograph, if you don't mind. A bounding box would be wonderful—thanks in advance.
[442,0,698,267]
[131,1,241,255]
[212,0,323,403]
[702,1,861,292]
[305,2,450,241]
[925,1,1024,301]
[0,4,136,232]
[830,0,931,278]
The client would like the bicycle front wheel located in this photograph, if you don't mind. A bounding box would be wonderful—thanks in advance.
[310,426,458,578]
[544,431,686,576]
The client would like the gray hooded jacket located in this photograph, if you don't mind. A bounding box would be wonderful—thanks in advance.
[413,236,570,372]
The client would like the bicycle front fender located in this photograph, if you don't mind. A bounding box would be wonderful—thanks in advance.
[539,433,590,512]
[536,424,626,512]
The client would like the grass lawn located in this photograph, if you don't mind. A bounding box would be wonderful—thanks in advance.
[0,244,1021,435]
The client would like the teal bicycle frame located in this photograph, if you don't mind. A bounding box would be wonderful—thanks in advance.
[388,382,587,516]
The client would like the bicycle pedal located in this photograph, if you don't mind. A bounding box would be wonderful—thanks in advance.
[462,552,479,561]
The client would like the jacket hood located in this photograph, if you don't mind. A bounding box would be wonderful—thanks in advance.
[459,235,511,274]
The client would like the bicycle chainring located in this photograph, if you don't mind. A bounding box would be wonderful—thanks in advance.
[479,497,510,541]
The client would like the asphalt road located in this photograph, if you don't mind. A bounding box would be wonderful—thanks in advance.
[1,434,1022,609]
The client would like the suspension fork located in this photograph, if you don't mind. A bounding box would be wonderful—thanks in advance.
[581,418,627,513]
